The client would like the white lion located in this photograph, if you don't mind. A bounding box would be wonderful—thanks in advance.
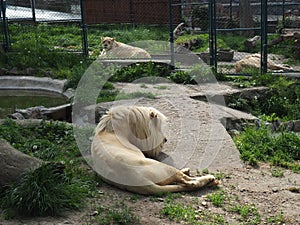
[91,105,218,195]
[99,37,151,59]
[235,53,291,73]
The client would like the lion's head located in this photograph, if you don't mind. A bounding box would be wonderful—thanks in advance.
[95,106,167,158]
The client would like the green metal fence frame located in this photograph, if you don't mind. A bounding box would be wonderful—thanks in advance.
[1,0,10,51]
[169,0,299,75]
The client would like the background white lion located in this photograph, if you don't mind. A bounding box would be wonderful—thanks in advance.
[91,105,218,195]
[99,37,151,59]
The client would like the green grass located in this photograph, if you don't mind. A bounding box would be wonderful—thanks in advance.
[0,119,98,217]
[97,90,156,103]
[228,74,300,121]
[234,125,300,172]
[207,191,226,207]
[160,197,200,224]
[92,202,140,225]
[0,119,80,161]
[1,23,169,81]
[0,162,91,217]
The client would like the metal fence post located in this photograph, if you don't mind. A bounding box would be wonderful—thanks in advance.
[130,0,134,24]
[282,0,285,29]
[169,0,175,67]
[209,0,217,69]
[1,0,9,51]
[80,0,88,57]
[261,0,268,74]
[30,0,36,23]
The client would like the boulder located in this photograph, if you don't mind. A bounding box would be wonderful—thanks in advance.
[0,139,41,186]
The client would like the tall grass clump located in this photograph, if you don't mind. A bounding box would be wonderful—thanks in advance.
[0,163,90,217]
[0,119,98,217]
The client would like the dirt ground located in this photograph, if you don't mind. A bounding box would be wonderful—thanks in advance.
[1,82,299,225]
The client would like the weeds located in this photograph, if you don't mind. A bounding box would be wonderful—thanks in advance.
[234,125,300,172]
[93,202,140,225]
[207,191,226,207]
[228,75,300,121]
[0,119,80,161]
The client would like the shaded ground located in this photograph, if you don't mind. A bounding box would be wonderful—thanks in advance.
[1,82,299,225]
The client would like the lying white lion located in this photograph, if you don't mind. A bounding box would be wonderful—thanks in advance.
[91,105,218,195]
[235,53,291,73]
[99,37,151,59]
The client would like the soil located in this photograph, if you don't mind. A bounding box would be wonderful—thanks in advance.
[1,82,299,225]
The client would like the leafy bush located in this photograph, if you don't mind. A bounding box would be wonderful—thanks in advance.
[0,163,90,217]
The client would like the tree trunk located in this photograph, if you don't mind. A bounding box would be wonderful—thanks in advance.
[0,139,41,187]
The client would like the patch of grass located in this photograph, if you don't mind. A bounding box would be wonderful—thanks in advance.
[234,125,300,172]
[154,85,169,90]
[109,62,172,83]
[160,199,199,224]
[232,204,260,223]
[161,193,227,225]
[140,83,148,88]
[0,163,92,217]
[207,191,226,207]
[93,202,140,225]
[0,119,98,217]
[271,167,284,177]
[0,119,80,161]
[97,90,156,103]
[267,212,286,224]
[228,75,300,121]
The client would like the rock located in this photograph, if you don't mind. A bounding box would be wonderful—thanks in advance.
[217,49,234,62]
[201,201,208,207]
[9,67,19,75]
[293,120,300,132]
[9,112,25,120]
[272,187,279,193]
[90,211,99,216]
[0,67,8,76]
[25,67,36,76]
[244,35,261,49]
[14,104,72,122]
[0,139,41,186]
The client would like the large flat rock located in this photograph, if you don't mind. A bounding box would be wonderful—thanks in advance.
[92,82,259,172]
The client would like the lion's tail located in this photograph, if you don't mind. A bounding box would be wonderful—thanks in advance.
[95,113,113,134]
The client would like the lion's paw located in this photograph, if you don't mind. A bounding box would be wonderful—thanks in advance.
[206,175,218,186]
[181,168,191,176]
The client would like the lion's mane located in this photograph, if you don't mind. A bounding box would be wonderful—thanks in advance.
[95,106,167,158]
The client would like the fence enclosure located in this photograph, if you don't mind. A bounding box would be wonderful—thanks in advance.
[84,0,181,25]
[1,0,300,74]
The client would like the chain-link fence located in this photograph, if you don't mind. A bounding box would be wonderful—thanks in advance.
[1,0,299,75]
[0,0,88,55]
[6,0,81,22]
[171,0,300,75]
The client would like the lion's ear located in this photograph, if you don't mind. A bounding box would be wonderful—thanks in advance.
[150,111,158,119]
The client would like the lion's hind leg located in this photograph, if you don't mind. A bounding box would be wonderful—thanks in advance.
[148,174,217,194]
